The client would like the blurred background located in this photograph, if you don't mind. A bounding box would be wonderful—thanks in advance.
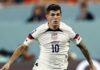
[0,0,100,70]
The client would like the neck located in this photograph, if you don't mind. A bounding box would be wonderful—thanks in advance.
[48,23,59,30]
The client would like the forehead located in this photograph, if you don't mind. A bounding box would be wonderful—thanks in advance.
[48,10,61,14]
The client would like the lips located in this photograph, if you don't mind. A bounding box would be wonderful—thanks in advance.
[54,21,58,23]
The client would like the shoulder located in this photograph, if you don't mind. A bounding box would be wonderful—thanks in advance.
[34,22,48,33]
[38,23,48,29]
[30,22,49,38]
[60,22,73,31]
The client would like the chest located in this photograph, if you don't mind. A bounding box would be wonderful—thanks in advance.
[38,31,70,44]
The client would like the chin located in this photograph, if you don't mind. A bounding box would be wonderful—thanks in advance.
[54,22,58,24]
[53,23,58,26]
[53,24,59,27]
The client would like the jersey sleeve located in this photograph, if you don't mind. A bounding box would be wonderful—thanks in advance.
[69,28,82,45]
[23,28,40,46]
[31,24,46,39]
[23,33,34,46]
[23,24,45,46]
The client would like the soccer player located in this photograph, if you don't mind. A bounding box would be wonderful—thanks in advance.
[0,4,95,70]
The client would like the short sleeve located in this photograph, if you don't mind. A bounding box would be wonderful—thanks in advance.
[23,28,40,46]
[23,24,47,46]
[72,34,82,45]
[69,28,82,45]
[23,34,34,46]
[31,24,47,39]
[60,22,82,45]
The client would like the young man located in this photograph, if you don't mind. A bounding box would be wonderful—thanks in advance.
[0,4,95,70]
[77,2,94,20]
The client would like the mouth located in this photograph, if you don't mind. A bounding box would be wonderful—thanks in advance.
[53,21,58,23]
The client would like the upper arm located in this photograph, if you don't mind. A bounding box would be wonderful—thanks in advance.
[72,34,82,45]
[17,43,29,52]
[23,24,45,46]
[77,40,87,50]
[23,34,34,46]
[68,28,82,45]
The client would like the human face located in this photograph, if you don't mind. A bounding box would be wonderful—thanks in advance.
[34,7,42,15]
[80,7,87,14]
[46,10,61,29]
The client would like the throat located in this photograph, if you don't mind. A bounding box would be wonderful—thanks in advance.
[52,26,59,30]
[49,25,59,30]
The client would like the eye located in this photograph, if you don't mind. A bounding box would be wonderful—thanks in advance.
[51,13,55,16]
[57,13,60,16]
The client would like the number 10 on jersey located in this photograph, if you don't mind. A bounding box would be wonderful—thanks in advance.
[52,44,59,53]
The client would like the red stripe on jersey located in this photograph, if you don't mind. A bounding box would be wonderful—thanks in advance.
[27,34,34,40]
[74,34,80,39]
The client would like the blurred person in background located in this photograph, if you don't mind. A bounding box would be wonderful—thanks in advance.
[93,0,100,3]
[27,4,46,22]
[23,0,39,4]
[0,0,13,7]
[68,52,77,61]
[21,48,36,61]
[77,2,94,20]
[0,4,96,70]
[13,0,23,4]
[0,48,34,63]
[0,1,4,9]
[67,0,78,4]
[0,49,13,63]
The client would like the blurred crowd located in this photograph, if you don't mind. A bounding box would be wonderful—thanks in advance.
[27,4,46,22]
[0,0,100,7]
[0,48,36,63]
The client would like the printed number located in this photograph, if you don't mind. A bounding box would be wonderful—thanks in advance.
[52,44,59,53]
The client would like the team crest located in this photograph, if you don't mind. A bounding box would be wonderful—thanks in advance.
[51,32,58,40]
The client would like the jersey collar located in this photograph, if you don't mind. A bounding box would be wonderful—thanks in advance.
[46,28,63,32]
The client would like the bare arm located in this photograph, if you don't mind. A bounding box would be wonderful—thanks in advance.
[8,44,28,64]
[0,44,28,70]
[77,40,95,70]
[77,40,93,65]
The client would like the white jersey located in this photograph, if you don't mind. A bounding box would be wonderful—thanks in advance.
[23,22,82,70]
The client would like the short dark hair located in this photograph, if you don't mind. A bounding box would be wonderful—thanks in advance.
[46,4,62,14]
[81,3,87,8]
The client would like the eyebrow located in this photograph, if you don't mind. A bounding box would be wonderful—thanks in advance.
[51,12,60,14]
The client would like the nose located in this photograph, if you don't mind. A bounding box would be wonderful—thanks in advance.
[54,15,58,19]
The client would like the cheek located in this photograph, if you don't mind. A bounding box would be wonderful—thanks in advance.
[49,16,54,20]
[58,16,61,18]
[59,17,61,20]
[47,17,53,22]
